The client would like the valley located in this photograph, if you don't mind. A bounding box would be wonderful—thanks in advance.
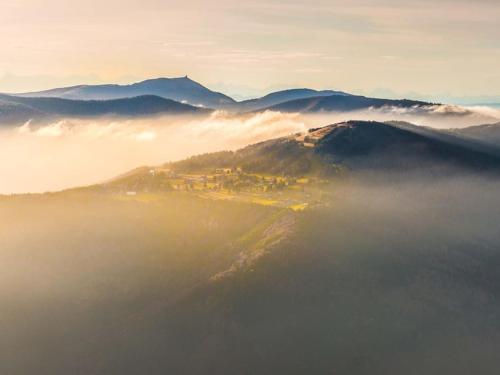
[3,0,500,373]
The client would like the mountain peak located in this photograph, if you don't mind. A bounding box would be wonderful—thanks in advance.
[301,120,500,171]
[134,76,203,88]
[141,75,194,83]
[15,76,235,107]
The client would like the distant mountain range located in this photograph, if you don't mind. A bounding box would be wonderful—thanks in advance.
[14,77,353,111]
[13,77,433,113]
[16,76,235,108]
[0,76,453,124]
[0,93,206,124]
[264,95,433,113]
[231,88,352,112]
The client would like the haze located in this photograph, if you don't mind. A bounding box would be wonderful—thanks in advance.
[3,1,500,374]
[1,0,499,99]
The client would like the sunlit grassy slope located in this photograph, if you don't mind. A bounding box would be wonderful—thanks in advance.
[0,190,291,374]
[2,177,500,374]
[88,179,500,375]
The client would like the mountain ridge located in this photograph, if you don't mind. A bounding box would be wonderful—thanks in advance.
[15,76,235,108]
[263,94,436,113]
[166,120,500,176]
[0,93,207,124]
[9,76,441,114]
[232,88,352,112]
[449,121,500,145]
[3,77,492,125]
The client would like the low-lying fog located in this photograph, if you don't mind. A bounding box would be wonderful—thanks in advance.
[0,105,499,194]
[1,174,500,374]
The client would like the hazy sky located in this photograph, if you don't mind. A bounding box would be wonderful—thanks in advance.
[1,0,499,98]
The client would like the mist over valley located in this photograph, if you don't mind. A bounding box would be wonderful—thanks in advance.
[2,2,500,370]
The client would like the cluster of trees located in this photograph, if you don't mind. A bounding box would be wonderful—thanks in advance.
[107,169,173,193]
[216,173,296,193]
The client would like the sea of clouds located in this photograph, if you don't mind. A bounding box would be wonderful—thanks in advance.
[0,105,499,194]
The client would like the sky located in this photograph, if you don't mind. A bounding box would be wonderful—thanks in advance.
[1,0,499,100]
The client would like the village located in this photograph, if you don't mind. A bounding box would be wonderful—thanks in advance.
[116,166,325,211]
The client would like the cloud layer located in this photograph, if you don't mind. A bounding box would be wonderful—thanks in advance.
[1,105,498,194]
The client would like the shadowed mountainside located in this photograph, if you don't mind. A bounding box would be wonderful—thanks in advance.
[232,88,351,112]
[263,94,436,113]
[0,93,207,124]
[2,175,500,374]
[449,122,500,145]
[169,120,500,176]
